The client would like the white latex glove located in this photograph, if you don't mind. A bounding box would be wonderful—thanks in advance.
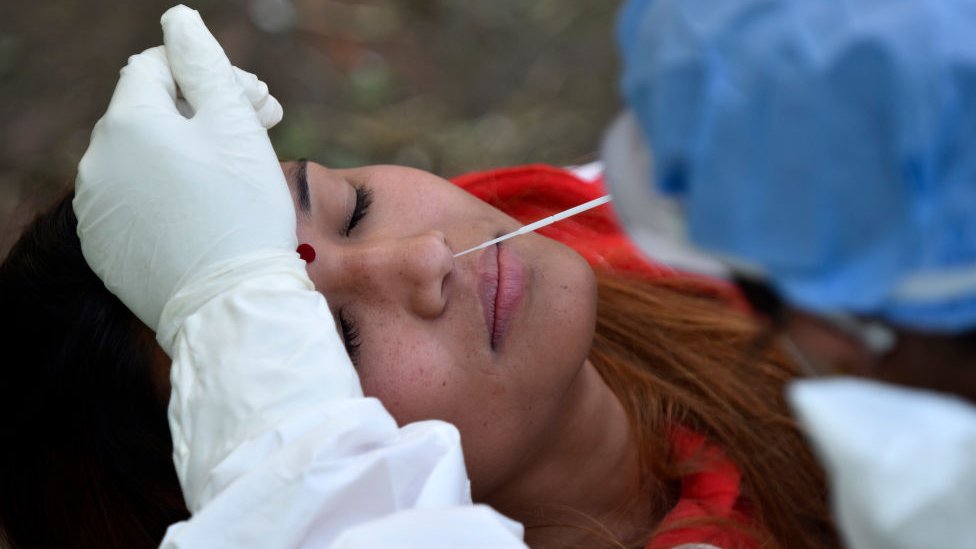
[74,5,295,353]
[788,379,976,549]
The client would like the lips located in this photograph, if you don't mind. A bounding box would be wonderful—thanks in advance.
[478,242,525,349]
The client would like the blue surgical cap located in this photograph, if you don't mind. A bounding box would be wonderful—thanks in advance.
[616,0,976,332]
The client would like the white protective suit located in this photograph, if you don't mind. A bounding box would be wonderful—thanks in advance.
[73,6,526,548]
[788,379,976,549]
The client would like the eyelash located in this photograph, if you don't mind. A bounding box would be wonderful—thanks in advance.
[338,308,362,367]
[344,185,373,236]
[337,184,371,367]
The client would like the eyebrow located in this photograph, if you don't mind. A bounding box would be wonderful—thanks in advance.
[295,158,311,215]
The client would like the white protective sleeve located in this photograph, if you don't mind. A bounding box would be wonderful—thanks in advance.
[788,378,976,549]
[158,265,526,548]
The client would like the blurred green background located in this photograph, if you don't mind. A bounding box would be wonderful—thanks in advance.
[0,0,622,256]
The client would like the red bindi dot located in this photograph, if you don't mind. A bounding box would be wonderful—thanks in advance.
[296,243,316,263]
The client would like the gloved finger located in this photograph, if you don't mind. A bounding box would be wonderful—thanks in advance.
[232,66,284,129]
[174,96,195,119]
[160,5,251,119]
[104,46,181,118]
[171,66,282,125]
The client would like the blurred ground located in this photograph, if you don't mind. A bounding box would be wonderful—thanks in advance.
[0,0,622,256]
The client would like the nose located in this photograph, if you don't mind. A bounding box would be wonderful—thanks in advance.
[341,231,453,318]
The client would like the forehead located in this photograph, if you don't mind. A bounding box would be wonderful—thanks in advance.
[284,161,483,206]
[282,161,515,239]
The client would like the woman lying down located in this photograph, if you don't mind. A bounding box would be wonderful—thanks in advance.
[0,6,838,549]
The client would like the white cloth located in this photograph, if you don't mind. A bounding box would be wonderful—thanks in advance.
[788,378,976,549]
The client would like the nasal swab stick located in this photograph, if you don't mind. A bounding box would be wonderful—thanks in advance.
[453,195,612,258]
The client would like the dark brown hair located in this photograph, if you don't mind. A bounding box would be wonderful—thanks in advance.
[0,193,189,549]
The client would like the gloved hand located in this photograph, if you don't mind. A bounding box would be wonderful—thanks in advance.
[74,5,297,353]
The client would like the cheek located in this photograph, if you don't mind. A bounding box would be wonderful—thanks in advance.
[511,241,597,383]
[355,320,512,451]
[356,326,461,425]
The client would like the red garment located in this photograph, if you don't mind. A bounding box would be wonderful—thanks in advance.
[646,427,758,549]
[452,164,670,277]
[451,164,758,549]
[451,164,747,310]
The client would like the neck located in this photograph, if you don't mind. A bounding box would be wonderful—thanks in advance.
[485,360,650,548]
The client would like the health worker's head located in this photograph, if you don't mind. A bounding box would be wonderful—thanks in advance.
[605,0,976,398]
[280,160,600,500]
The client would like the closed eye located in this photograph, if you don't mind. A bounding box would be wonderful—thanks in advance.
[337,308,362,368]
[345,185,373,236]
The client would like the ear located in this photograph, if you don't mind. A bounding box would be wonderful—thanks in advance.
[782,308,877,376]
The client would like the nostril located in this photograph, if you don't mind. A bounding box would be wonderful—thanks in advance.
[427,230,449,250]
[419,230,454,268]
[417,230,452,312]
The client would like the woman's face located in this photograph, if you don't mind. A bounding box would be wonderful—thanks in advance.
[281,161,597,498]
